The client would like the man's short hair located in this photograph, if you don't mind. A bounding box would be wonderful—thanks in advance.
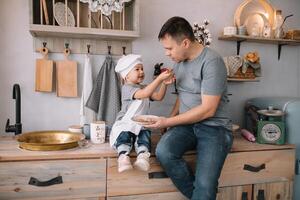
[158,16,196,43]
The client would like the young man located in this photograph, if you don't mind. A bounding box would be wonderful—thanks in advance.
[145,16,233,200]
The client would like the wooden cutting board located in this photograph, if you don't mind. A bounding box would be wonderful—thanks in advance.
[56,48,78,97]
[35,47,54,92]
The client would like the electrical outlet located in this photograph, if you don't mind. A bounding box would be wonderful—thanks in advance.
[296,159,300,175]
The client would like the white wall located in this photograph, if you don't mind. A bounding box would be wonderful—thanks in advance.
[1,0,300,133]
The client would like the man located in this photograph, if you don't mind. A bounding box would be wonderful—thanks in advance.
[145,16,233,200]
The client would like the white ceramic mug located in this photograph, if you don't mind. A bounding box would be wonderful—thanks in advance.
[90,121,106,144]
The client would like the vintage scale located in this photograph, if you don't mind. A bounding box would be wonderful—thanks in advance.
[256,106,285,145]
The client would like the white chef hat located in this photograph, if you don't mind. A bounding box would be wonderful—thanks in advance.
[115,54,143,78]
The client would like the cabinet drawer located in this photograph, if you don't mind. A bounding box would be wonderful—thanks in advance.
[107,156,185,197]
[0,159,106,200]
[107,155,197,197]
[219,149,295,187]
[217,185,252,200]
[253,181,293,200]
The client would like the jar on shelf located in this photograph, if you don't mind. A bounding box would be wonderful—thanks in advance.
[251,22,261,37]
[262,24,272,38]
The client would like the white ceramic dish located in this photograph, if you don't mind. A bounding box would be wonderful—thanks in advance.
[132,115,159,126]
[68,125,83,133]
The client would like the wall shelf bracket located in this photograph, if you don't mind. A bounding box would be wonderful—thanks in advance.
[236,39,246,55]
[278,43,287,60]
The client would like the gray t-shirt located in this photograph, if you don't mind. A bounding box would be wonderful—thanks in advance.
[115,84,148,121]
[173,47,232,130]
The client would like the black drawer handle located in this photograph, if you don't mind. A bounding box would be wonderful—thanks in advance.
[242,192,248,200]
[28,175,63,187]
[257,189,265,200]
[243,163,265,172]
[148,171,168,179]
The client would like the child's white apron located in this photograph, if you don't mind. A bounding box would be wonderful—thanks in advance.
[109,99,149,147]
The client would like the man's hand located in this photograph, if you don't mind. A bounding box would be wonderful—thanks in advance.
[144,116,168,129]
[163,74,175,85]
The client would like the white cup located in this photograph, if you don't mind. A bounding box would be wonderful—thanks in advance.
[90,121,106,144]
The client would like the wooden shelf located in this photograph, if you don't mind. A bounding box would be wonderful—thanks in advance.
[219,35,300,45]
[227,78,260,82]
[29,0,140,54]
[218,35,300,60]
[29,24,139,41]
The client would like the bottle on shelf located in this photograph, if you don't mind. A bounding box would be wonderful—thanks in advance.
[274,10,284,39]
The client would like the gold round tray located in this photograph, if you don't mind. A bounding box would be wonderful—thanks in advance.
[17,131,85,151]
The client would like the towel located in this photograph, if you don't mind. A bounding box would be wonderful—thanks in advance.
[80,54,95,126]
[86,55,121,126]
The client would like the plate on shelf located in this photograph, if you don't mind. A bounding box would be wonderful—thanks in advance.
[234,0,275,28]
[132,115,159,126]
[244,12,268,36]
[54,2,75,27]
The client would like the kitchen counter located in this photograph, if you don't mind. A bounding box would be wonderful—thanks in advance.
[0,133,296,200]
[0,134,294,162]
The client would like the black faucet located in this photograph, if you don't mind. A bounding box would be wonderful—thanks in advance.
[6,84,22,135]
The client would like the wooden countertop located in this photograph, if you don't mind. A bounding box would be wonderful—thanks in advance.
[0,133,295,162]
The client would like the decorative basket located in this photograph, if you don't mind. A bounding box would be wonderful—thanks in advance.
[285,30,300,40]
[230,67,256,79]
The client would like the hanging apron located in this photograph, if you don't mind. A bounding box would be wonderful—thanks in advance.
[109,98,149,147]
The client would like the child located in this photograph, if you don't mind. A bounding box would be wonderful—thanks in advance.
[110,54,174,173]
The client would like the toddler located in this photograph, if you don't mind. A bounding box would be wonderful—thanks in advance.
[110,54,174,172]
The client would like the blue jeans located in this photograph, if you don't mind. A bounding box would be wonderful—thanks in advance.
[156,123,233,200]
[115,130,151,155]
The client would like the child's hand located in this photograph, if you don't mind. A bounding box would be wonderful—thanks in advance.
[157,68,173,81]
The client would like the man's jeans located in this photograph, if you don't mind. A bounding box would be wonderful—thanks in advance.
[115,130,151,155]
[156,123,233,200]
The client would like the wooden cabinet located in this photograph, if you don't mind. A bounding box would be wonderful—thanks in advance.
[0,134,295,200]
[105,134,295,200]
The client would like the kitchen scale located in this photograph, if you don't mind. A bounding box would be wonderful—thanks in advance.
[256,106,285,145]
